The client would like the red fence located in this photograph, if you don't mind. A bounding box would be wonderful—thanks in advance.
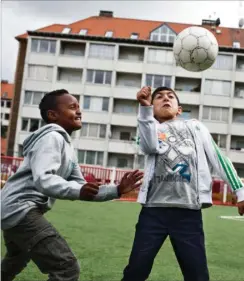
[0,156,241,205]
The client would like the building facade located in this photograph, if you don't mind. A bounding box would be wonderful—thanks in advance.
[8,11,244,176]
[1,80,14,155]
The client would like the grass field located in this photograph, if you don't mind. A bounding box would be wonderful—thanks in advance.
[1,201,244,281]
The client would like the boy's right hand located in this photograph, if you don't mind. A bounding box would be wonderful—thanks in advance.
[80,183,99,201]
[137,86,152,106]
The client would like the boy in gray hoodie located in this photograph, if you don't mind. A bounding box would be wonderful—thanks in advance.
[1,89,143,281]
[122,86,244,281]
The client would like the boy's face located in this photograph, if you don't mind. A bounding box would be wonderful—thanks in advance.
[152,90,182,122]
[47,94,82,134]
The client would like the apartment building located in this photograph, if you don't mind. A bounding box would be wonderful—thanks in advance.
[7,11,244,176]
[1,80,14,155]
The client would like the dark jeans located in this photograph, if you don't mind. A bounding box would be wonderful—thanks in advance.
[1,208,80,281]
[122,207,209,281]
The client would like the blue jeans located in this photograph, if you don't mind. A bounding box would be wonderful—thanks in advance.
[122,207,209,281]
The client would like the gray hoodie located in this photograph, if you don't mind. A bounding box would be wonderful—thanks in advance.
[1,124,119,230]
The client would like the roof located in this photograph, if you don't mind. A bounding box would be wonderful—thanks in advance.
[16,14,244,48]
[1,81,14,100]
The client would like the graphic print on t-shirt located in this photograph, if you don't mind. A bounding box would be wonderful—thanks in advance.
[155,121,196,184]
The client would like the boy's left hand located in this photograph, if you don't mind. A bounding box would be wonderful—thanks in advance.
[117,170,144,196]
[237,201,244,216]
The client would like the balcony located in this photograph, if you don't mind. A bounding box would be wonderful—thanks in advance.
[236,56,244,82]
[116,46,144,73]
[108,153,134,169]
[229,136,244,164]
[178,105,199,120]
[110,125,137,141]
[233,109,244,124]
[56,67,83,92]
[108,140,137,154]
[232,163,244,177]
[58,41,85,68]
[175,77,201,105]
[111,114,137,127]
[118,46,144,62]
[116,72,142,88]
[60,41,86,57]
[234,82,244,99]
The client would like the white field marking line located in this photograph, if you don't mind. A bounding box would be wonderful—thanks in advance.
[219,215,244,221]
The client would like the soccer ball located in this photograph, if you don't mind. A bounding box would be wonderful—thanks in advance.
[173,26,219,72]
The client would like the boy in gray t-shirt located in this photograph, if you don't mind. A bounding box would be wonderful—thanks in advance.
[122,86,244,281]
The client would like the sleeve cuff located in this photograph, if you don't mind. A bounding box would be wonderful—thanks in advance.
[138,105,154,120]
[69,181,84,200]
[236,188,244,202]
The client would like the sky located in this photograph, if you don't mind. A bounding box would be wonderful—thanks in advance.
[2,1,244,82]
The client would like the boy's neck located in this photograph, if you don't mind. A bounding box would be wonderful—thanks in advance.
[156,116,177,124]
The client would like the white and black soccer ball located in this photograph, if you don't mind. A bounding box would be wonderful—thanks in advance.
[173,26,219,72]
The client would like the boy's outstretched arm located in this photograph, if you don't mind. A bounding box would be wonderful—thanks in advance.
[197,121,244,215]
[68,163,143,202]
[137,87,159,154]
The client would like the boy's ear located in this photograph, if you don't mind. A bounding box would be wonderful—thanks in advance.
[177,106,183,115]
[47,110,58,122]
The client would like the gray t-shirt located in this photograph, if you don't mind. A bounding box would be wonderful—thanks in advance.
[145,119,201,209]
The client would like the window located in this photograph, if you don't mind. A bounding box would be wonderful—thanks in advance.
[21,118,43,132]
[130,33,139,39]
[204,79,231,97]
[58,68,82,83]
[202,106,229,122]
[150,25,176,43]
[31,39,56,54]
[1,100,5,107]
[233,42,240,48]
[211,134,226,149]
[83,96,109,112]
[5,114,9,120]
[86,69,112,85]
[147,49,173,64]
[62,27,71,34]
[146,74,171,88]
[3,92,8,98]
[120,132,131,141]
[105,31,113,37]
[212,55,233,70]
[60,42,85,56]
[6,101,11,108]
[89,44,115,60]
[79,29,87,35]
[80,123,106,138]
[24,91,45,106]
[28,65,53,81]
[83,96,90,109]
[77,150,103,165]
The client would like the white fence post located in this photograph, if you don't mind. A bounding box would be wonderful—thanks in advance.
[223,184,227,203]
[110,167,116,185]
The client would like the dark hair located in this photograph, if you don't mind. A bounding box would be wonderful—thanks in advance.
[39,89,69,123]
[151,86,180,106]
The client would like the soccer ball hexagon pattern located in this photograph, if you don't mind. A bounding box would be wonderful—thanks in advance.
[173,26,219,72]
